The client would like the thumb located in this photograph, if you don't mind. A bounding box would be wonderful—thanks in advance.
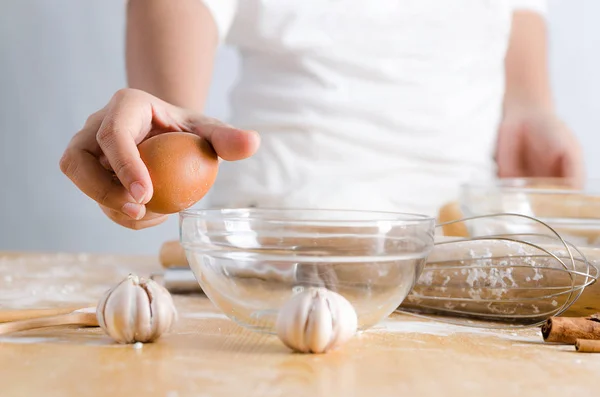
[184,114,261,161]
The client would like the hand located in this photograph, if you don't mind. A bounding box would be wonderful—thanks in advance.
[495,107,585,185]
[60,88,260,229]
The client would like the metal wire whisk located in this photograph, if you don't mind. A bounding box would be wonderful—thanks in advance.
[398,213,599,328]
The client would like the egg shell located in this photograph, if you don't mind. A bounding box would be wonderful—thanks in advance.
[138,132,219,214]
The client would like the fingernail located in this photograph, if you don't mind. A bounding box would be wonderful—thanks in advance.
[130,182,146,204]
[122,202,144,220]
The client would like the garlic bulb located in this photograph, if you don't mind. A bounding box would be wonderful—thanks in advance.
[275,287,358,354]
[96,274,178,344]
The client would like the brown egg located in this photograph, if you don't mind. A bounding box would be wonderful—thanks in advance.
[138,132,219,214]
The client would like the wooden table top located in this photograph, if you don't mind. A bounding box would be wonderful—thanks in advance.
[0,251,598,397]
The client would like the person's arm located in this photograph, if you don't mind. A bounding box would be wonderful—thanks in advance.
[503,9,554,114]
[125,0,219,112]
[496,6,584,183]
[60,0,259,230]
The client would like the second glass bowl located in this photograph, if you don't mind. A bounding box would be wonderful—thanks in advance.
[460,177,600,247]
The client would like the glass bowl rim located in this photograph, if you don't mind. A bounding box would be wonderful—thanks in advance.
[461,177,600,195]
[179,207,435,225]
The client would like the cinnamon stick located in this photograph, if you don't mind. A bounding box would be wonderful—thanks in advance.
[541,314,600,344]
[575,339,600,353]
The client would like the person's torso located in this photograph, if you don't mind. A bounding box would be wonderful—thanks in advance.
[209,0,514,215]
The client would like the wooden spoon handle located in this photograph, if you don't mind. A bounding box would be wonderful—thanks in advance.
[0,312,99,336]
[0,306,88,323]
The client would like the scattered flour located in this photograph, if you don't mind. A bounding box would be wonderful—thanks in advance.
[0,254,136,309]
[372,319,541,343]
[183,312,229,320]
[0,336,59,344]
[419,270,434,286]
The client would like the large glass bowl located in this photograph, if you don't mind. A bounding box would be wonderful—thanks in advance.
[179,208,435,333]
[459,177,600,247]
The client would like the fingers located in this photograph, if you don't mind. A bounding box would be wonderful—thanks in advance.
[497,114,586,188]
[61,110,143,220]
[184,114,260,161]
[61,92,153,220]
[561,142,586,189]
[100,205,169,230]
[542,118,585,187]
[495,121,525,178]
[95,89,156,204]
[99,154,111,171]
[62,87,260,230]
[61,146,146,220]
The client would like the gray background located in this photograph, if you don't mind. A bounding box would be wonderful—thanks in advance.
[0,0,598,255]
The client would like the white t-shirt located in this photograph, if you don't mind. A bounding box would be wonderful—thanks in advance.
[201,0,548,216]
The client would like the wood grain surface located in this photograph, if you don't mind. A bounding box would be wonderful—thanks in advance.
[0,251,599,397]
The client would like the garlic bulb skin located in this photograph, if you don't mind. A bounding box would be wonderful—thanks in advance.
[96,274,178,344]
[276,288,358,354]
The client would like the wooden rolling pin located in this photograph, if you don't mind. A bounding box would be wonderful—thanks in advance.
[436,201,469,237]
[160,240,188,268]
